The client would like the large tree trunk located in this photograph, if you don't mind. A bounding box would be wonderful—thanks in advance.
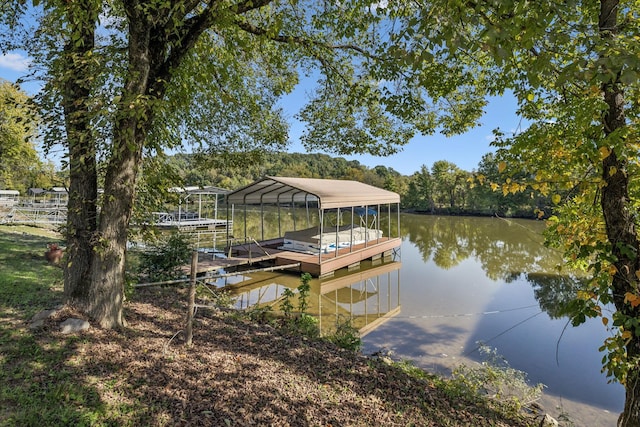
[87,126,143,328]
[602,148,640,427]
[599,2,640,425]
[85,11,153,329]
[82,0,218,328]
[61,1,99,305]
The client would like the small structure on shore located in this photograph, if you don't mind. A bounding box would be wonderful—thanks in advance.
[0,189,20,206]
[0,188,67,227]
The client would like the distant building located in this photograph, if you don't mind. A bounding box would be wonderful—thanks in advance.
[0,189,20,206]
[27,187,68,207]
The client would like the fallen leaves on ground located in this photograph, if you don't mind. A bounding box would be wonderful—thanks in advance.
[30,287,536,427]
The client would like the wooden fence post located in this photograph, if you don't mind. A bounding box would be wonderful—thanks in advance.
[185,251,198,346]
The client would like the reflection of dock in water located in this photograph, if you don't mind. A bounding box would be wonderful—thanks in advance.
[317,261,401,336]
[214,259,401,337]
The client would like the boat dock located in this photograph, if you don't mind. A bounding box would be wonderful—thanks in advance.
[191,238,398,277]
[186,250,283,276]
[186,235,400,278]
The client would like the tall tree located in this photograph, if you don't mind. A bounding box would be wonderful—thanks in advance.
[399,0,639,424]
[2,1,495,329]
[431,160,465,209]
[414,165,436,212]
[58,0,101,314]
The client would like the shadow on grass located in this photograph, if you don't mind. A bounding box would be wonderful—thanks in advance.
[0,330,109,426]
[0,230,108,426]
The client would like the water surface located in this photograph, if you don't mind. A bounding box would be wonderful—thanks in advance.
[361,214,623,426]
[223,213,624,426]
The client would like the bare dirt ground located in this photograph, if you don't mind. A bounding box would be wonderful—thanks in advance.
[30,286,539,426]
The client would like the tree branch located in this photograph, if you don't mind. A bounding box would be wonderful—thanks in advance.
[233,17,378,59]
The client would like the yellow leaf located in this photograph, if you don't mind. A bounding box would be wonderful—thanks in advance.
[526,93,535,101]
[552,194,561,204]
[609,166,617,176]
[624,292,640,307]
[577,290,591,300]
[635,270,640,280]
[602,317,609,327]
[622,330,632,340]
[599,146,611,160]
[498,161,507,173]
[490,183,499,191]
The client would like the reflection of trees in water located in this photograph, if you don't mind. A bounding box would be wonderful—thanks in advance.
[401,214,558,279]
[402,214,586,319]
[523,273,587,319]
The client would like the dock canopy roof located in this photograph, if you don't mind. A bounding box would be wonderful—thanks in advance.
[168,185,230,195]
[227,176,400,210]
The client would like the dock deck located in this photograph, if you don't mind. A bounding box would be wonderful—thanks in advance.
[187,236,401,277]
[225,237,401,277]
[188,251,279,275]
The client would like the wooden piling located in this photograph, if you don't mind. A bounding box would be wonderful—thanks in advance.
[185,251,198,346]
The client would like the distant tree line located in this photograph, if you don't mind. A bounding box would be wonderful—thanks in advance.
[161,151,554,218]
[0,77,552,218]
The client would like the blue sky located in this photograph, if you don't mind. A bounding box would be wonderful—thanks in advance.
[283,90,523,175]
[1,51,522,176]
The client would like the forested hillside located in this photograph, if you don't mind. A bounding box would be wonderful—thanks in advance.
[161,151,553,218]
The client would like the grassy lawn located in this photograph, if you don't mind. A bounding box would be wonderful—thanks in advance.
[0,226,92,426]
[0,226,64,315]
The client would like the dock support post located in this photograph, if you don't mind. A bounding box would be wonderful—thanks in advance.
[185,251,198,346]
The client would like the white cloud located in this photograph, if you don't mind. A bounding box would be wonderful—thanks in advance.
[0,52,31,72]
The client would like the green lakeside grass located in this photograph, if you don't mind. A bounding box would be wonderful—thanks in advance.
[0,225,64,315]
[0,226,96,426]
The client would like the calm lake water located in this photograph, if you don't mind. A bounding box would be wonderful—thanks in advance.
[361,214,624,426]
[222,213,624,426]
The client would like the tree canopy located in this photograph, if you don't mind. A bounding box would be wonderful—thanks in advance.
[0,79,55,193]
[4,0,640,424]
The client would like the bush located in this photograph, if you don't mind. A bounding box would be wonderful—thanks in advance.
[279,273,320,339]
[327,316,361,351]
[449,343,544,415]
[138,232,194,282]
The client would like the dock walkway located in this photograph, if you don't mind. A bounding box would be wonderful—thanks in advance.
[187,251,280,276]
[184,236,401,278]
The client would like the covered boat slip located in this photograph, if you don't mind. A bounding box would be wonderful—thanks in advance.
[151,186,232,232]
[226,176,401,277]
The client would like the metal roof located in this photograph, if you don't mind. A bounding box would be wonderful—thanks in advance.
[227,176,400,210]
[168,186,231,195]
